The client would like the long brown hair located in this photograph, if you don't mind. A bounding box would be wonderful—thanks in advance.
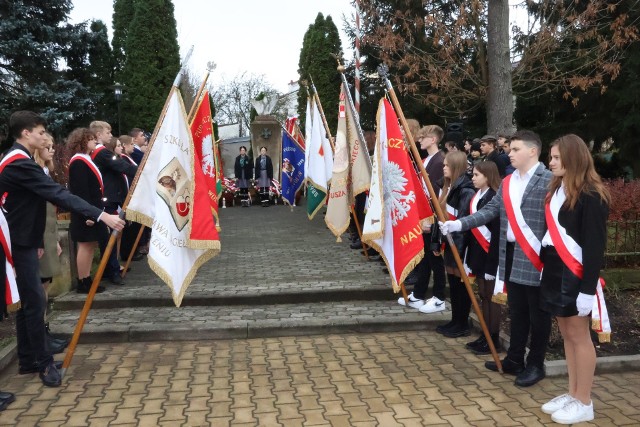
[439,151,468,212]
[547,134,610,209]
[34,132,55,171]
[473,161,501,192]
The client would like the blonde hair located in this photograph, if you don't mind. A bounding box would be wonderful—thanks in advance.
[416,125,444,143]
[405,119,420,140]
[89,120,111,134]
[438,151,468,213]
[34,132,55,171]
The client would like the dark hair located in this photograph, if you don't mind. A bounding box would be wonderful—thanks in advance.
[239,146,247,152]
[9,111,47,140]
[470,141,481,152]
[129,127,144,138]
[260,146,267,152]
[510,130,542,154]
[66,128,96,155]
[473,161,501,192]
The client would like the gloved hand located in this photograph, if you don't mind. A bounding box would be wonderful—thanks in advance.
[484,273,495,281]
[576,292,595,317]
[439,220,462,236]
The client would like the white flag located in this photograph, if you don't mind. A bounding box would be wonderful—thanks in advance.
[126,88,219,307]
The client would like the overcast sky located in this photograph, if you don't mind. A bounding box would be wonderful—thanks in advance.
[69,0,355,92]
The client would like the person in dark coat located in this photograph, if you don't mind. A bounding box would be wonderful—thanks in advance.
[67,128,108,295]
[90,121,137,285]
[234,146,253,201]
[435,151,476,338]
[128,127,147,164]
[0,111,124,387]
[463,161,502,355]
[254,146,273,206]
[538,134,610,424]
[480,134,511,178]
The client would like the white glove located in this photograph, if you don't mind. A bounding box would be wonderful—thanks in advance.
[484,273,495,281]
[576,292,595,317]
[439,220,462,236]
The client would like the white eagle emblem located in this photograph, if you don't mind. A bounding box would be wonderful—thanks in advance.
[382,161,415,226]
[200,134,215,178]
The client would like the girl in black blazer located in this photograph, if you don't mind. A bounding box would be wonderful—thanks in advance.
[539,135,610,424]
[67,128,106,294]
[464,161,502,355]
[254,146,273,206]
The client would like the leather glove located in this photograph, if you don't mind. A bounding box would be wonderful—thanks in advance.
[439,220,462,236]
[484,273,495,281]
[576,292,595,317]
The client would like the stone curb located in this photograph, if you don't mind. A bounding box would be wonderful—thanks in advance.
[53,287,392,311]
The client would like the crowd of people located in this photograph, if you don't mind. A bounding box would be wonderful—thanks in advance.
[348,123,609,425]
[233,145,274,207]
[0,111,611,424]
[0,111,153,400]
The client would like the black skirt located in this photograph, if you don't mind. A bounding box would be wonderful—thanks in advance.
[540,246,580,317]
[70,213,109,243]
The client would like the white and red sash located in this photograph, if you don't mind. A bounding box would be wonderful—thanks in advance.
[545,187,611,342]
[90,144,107,161]
[469,189,491,253]
[0,210,19,305]
[493,174,543,302]
[0,150,31,211]
[70,153,104,195]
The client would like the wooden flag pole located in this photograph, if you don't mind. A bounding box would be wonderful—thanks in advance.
[60,47,195,378]
[187,71,211,122]
[120,225,145,279]
[377,65,503,373]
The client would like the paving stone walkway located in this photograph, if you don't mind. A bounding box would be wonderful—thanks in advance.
[1,204,638,425]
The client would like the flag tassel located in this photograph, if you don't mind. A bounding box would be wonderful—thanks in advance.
[378,64,503,374]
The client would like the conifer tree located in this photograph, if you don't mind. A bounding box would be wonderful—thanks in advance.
[298,13,343,133]
[120,0,180,131]
[112,0,134,76]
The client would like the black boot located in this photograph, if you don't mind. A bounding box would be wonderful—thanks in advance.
[465,335,487,351]
[77,277,105,294]
[45,322,70,353]
[76,277,87,294]
[473,333,502,355]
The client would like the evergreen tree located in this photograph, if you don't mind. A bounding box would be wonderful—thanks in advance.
[112,0,134,76]
[120,0,180,131]
[0,0,96,139]
[298,13,343,133]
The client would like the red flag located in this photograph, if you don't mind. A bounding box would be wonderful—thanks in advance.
[190,91,221,238]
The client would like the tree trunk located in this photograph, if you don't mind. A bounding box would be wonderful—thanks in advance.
[486,0,514,134]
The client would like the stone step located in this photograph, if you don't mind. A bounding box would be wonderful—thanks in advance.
[53,281,393,310]
[49,299,452,343]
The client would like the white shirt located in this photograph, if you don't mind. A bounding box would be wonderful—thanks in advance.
[506,162,540,242]
[423,153,434,169]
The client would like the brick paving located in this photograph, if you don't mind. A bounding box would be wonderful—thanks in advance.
[1,332,639,426]
[1,204,639,425]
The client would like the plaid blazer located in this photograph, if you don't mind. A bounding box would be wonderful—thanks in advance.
[458,163,552,286]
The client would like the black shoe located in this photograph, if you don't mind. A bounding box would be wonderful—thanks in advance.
[485,358,525,375]
[39,361,62,387]
[131,252,145,261]
[109,274,125,286]
[465,335,486,351]
[515,365,546,387]
[19,360,63,375]
[368,255,381,261]
[435,320,456,335]
[77,277,105,294]
[350,240,362,249]
[472,334,502,355]
[442,325,471,338]
[48,336,69,355]
[381,267,389,274]
[0,391,16,411]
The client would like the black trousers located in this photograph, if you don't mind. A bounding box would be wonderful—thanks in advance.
[119,221,141,260]
[449,273,472,326]
[13,245,52,369]
[504,242,551,368]
[99,205,122,279]
[413,234,446,300]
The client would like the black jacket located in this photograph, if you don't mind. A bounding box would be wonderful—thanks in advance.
[0,144,103,248]
[91,145,137,207]
[443,175,476,269]
[254,155,273,181]
[465,188,500,276]
[234,154,253,180]
[485,150,510,178]
[130,146,144,165]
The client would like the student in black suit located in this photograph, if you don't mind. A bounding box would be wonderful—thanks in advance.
[89,121,137,285]
[0,111,124,387]
[128,127,146,164]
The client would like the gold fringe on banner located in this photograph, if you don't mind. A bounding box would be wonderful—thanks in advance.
[492,293,508,305]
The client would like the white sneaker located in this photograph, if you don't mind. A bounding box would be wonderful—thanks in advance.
[419,296,446,313]
[551,399,594,424]
[541,393,575,414]
[397,292,425,309]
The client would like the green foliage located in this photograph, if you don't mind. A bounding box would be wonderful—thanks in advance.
[119,0,180,131]
[112,0,134,76]
[0,0,100,140]
[298,13,343,132]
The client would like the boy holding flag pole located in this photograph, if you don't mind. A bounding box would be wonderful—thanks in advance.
[375,64,503,373]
